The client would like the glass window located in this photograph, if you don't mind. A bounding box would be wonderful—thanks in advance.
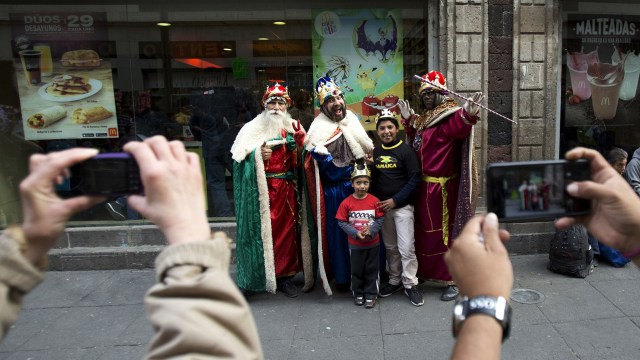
[0,2,431,226]
[560,0,640,164]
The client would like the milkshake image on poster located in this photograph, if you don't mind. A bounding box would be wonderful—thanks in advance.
[567,50,599,101]
[587,63,624,120]
[612,50,640,101]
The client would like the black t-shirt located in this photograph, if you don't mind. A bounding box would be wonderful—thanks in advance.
[371,139,420,207]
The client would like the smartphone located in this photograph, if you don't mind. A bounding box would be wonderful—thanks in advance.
[68,153,143,196]
[486,159,591,222]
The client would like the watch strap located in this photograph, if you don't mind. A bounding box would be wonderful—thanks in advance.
[453,295,512,341]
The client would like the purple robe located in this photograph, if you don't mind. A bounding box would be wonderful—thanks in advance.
[406,108,477,283]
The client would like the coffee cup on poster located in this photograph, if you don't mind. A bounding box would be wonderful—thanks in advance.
[19,49,42,85]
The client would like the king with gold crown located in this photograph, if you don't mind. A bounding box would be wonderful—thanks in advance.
[231,82,312,298]
[301,76,373,295]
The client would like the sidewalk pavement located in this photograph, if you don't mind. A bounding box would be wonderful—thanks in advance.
[1,254,640,360]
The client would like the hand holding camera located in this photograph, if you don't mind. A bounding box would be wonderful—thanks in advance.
[20,148,105,265]
[123,137,210,245]
[556,147,640,259]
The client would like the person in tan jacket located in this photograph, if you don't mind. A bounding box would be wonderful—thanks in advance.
[0,136,263,359]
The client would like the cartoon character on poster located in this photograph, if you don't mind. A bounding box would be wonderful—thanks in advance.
[312,9,403,130]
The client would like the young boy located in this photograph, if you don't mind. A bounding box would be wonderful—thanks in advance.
[336,163,385,308]
[370,109,423,306]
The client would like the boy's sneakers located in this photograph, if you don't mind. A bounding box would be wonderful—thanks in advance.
[364,297,377,309]
[379,282,403,297]
[354,295,365,306]
[404,286,424,306]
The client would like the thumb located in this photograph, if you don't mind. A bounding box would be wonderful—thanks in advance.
[459,214,483,242]
[566,180,611,202]
[482,213,504,252]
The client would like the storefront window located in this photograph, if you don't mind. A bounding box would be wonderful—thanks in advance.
[561,1,640,161]
[0,1,431,226]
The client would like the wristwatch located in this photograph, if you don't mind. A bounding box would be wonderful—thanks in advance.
[452,295,512,341]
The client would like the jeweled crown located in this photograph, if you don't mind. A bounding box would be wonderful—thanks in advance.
[262,82,291,108]
[315,76,344,106]
[419,70,448,95]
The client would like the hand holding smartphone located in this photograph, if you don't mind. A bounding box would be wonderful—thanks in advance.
[67,153,143,196]
[486,160,591,222]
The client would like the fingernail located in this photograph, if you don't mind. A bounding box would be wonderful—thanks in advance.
[486,212,498,226]
[566,182,579,195]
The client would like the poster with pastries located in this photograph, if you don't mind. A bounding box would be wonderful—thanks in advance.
[10,12,118,140]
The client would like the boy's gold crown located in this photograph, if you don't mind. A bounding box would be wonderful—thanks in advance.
[351,163,371,180]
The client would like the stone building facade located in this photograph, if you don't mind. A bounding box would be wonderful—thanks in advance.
[1,0,636,267]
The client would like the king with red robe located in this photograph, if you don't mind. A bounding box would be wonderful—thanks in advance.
[398,71,484,301]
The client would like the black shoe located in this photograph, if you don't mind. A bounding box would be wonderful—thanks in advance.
[354,295,365,306]
[335,283,351,293]
[364,297,377,309]
[106,202,126,221]
[404,286,424,306]
[277,279,299,298]
[440,285,459,301]
[379,282,403,297]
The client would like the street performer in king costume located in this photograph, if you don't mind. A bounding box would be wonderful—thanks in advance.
[397,71,484,301]
[231,83,310,298]
[303,76,374,295]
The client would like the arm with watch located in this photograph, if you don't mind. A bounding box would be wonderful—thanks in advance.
[0,138,264,359]
[445,213,513,360]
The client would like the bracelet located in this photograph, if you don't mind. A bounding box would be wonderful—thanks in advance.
[622,244,640,259]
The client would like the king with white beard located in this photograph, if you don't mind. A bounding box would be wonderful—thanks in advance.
[231,83,312,298]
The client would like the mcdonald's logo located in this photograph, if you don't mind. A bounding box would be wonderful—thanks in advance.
[108,128,118,137]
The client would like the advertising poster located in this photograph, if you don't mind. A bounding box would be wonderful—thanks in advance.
[10,12,118,140]
[563,15,640,151]
[312,9,403,131]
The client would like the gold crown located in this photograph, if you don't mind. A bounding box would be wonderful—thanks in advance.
[262,82,291,108]
[315,76,343,106]
[419,70,448,95]
[375,108,397,124]
[351,163,371,180]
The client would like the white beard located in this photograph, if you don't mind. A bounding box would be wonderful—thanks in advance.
[230,109,296,162]
[262,109,293,137]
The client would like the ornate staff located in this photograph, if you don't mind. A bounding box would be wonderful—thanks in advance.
[413,74,518,124]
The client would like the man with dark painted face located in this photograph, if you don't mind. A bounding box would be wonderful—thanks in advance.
[302,76,374,295]
[398,71,484,301]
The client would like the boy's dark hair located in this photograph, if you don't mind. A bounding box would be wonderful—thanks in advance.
[606,147,628,165]
[376,117,399,129]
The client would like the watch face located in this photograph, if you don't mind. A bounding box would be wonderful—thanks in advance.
[469,297,497,310]
[451,296,511,340]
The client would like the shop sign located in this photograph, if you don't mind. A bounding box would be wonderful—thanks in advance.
[10,12,118,140]
[10,12,108,41]
[564,14,640,134]
[139,41,236,59]
[252,39,311,57]
[312,9,404,131]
